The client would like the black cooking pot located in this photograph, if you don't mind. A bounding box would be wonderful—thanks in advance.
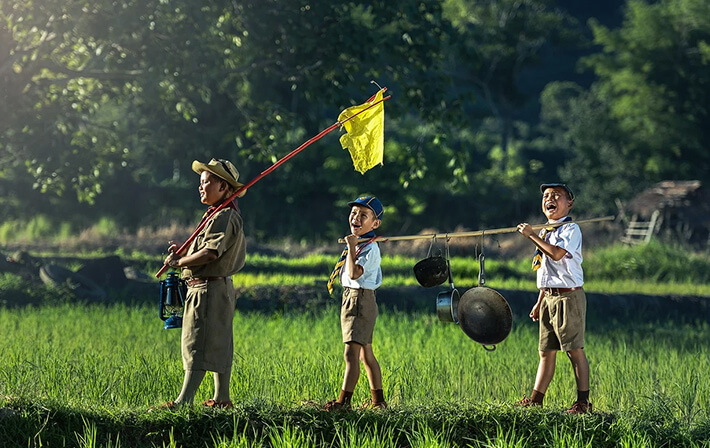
[413,237,449,288]
[413,256,448,287]
[434,255,460,323]
[457,286,513,349]
[436,286,459,323]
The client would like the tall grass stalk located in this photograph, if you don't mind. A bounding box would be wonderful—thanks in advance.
[212,425,264,448]
[267,425,317,448]
[75,418,98,448]
[481,423,528,448]
[406,422,455,448]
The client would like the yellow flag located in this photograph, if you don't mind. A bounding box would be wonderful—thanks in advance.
[338,89,385,174]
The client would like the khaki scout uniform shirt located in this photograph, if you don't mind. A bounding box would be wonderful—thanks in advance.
[181,207,246,279]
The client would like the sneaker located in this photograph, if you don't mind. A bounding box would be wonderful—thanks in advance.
[566,401,592,414]
[359,398,388,410]
[324,400,351,412]
[516,396,542,407]
[202,399,233,409]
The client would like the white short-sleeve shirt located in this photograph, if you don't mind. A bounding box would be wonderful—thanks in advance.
[536,217,584,289]
[341,242,383,290]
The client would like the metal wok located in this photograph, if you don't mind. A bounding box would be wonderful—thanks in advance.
[456,253,513,350]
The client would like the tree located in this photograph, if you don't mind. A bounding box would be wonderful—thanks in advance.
[0,0,141,203]
[539,82,633,215]
[0,0,456,236]
[541,0,710,213]
[442,0,578,153]
[437,0,579,219]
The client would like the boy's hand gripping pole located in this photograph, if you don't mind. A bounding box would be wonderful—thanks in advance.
[156,90,391,278]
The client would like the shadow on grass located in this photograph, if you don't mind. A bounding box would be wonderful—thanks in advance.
[2,397,709,448]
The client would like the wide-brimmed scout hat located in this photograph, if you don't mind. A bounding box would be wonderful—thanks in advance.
[540,183,574,200]
[192,158,246,197]
[348,196,384,220]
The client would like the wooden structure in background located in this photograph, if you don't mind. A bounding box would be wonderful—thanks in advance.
[617,180,710,246]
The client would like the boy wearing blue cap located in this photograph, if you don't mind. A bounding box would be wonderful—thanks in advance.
[516,183,591,414]
[325,196,387,410]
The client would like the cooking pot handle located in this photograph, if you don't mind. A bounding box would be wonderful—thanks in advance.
[482,344,496,352]
[445,237,455,289]
[425,235,435,258]
[478,233,486,286]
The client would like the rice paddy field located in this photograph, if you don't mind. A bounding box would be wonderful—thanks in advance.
[0,242,709,447]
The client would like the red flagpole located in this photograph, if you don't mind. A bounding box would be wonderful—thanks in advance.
[155,90,391,277]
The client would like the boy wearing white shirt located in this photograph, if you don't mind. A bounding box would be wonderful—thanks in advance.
[516,183,591,414]
[325,196,387,411]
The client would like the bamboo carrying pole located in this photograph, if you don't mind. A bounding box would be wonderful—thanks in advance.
[155,90,391,278]
[337,216,615,244]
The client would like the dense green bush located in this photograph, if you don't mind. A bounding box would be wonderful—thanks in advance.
[584,241,710,282]
[0,215,74,244]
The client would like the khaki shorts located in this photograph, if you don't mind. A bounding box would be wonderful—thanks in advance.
[181,278,236,373]
[341,287,378,345]
[538,288,586,352]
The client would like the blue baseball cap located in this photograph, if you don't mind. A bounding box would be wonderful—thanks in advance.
[540,183,574,200]
[348,196,384,219]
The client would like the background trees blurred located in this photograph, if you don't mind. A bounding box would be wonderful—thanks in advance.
[1,0,708,241]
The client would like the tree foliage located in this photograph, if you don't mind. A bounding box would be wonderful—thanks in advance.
[1,0,707,241]
[1,0,455,234]
[540,0,710,214]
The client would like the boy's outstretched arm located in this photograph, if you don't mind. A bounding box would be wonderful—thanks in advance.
[517,223,568,261]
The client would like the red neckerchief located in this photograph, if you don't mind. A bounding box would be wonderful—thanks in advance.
[355,235,381,257]
[199,198,239,225]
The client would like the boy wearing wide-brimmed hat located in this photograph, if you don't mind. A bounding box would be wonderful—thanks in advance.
[516,183,591,414]
[325,196,387,411]
[161,158,247,409]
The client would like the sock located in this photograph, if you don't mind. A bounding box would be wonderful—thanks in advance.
[371,389,385,403]
[531,389,545,404]
[577,390,590,403]
[337,389,353,404]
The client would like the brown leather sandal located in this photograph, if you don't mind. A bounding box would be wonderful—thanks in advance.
[202,399,234,409]
[148,401,179,412]
[324,400,351,411]
[359,399,388,410]
[516,396,542,407]
[566,400,593,414]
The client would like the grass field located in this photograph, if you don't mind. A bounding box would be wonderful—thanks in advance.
[1,241,709,446]
[234,252,710,296]
[1,303,709,447]
[232,241,710,296]
[22,240,708,295]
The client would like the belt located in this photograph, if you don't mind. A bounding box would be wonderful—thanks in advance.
[186,277,226,287]
[541,287,581,295]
